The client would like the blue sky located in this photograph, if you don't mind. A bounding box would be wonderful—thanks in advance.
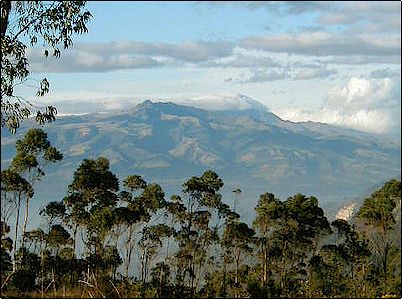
[18,1,401,135]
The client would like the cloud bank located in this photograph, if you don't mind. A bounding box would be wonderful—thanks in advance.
[27,29,400,74]
[274,77,401,134]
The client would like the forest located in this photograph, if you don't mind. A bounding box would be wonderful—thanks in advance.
[1,128,401,298]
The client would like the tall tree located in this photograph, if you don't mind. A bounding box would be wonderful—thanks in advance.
[9,128,62,247]
[1,169,33,271]
[253,192,283,296]
[40,201,66,229]
[139,223,173,284]
[63,157,119,280]
[117,174,147,278]
[357,179,401,296]
[222,219,255,297]
[137,184,167,282]
[172,170,230,297]
[1,1,91,132]
[253,192,332,297]
[1,221,13,289]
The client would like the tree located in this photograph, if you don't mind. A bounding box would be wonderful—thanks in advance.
[117,174,148,278]
[356,179,401,296]
[222,219,255,297]
[40,201,66,229]
[253,192,283,294]
[9,128,63,248]
[139,223,173,284]
[1,1,92,133]
[1,169,33,271]
[171,170,230,297]
[253,192,332,297]
[46,224,73,295]
[232,188,241,213]
[307,219,371,298]
[1,221,13,289]
[331,219,371,297]
[137,184,168,283]
[63,157,119,281]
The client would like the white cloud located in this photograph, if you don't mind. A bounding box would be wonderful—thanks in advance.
[326,77,397,110]
[26,26,400,74]
[205,1,401,33]
[276,107,394,134]
[240,32,400,57]
[369,68,401,79]
[177,93,269,111]
[293,67,337,80]
[274,77,401,134]
[237,68,290,83]
[318,1,401,33]
[27,40,234,73]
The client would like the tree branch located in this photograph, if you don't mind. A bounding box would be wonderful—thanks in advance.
[11,2,59,43]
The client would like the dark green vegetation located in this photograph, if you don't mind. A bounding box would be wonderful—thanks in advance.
[1,129,401,298]
[1,1,91,132]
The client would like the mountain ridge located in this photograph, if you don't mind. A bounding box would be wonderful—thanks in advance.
[1,98,400,224]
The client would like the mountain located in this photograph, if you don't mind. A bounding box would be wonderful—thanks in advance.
[1,97,400,223]
[326,174,401,222]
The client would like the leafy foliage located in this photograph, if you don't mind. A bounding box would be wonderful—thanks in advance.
[1,1,91,132]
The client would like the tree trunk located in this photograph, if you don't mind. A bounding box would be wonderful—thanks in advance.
[263,242,267,286]
[72,225,77,251]
[235,258,239,298]
[13,192,22,272]
[159,263,164,298]
[21,197,30,247]
[125,225,133,277]
[222,259,227,298]
[41,237,44,298]
[52,268,57,297]
[383,241,389,287]
[1,1,11,38]
[189,254,195,298]
[140,249,145,283]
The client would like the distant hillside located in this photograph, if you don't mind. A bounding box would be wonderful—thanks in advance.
[326,175,401,221]
[1,97,400,224]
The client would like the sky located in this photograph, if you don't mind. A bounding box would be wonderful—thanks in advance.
[18,1,401,135]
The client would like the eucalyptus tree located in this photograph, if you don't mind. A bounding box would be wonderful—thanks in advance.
[150,261,173,298]
[332,219,371,296]
[356,179,401,296]
[253,192,331,297]
[139,223,174,283]
[171,170,230,297]
[40,201,66,229]
[46,224,73,294]
[62,157,119,279]
[232,188,241,213]
[222,219,255,297]
[253,192,283,294]
[1,1,91,132]
[0,169,33,271]
[136,184,168,282]
[1,221,13,288]
[116,174,147,277]
[9,128,63,247]
[1,170,31,226]
[281,194,332,297]
[307,218,372,297]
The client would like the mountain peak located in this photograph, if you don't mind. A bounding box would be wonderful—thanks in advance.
[132,95,280,125]
[174,93,271,112]
[135,94,271,114]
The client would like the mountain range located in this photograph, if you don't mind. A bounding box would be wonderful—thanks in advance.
[1,95,400,223]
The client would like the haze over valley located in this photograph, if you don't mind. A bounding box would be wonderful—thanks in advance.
[2,95,400,224]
